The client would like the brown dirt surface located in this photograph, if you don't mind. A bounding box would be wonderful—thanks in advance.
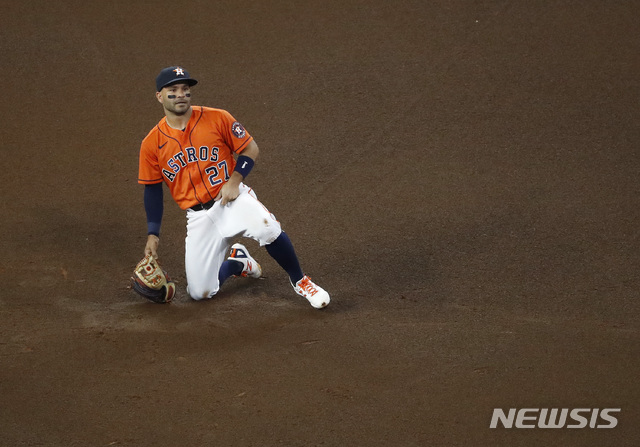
[1,1,639,446]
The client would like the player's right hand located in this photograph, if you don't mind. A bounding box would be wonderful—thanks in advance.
[145,234,160,260]
[216,174,242,206]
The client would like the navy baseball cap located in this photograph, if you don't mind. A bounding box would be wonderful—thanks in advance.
[156,66,198,91]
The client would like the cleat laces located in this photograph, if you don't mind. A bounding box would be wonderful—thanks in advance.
[299,277,319,296]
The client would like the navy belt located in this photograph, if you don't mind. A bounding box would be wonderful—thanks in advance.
[190,199,216,211]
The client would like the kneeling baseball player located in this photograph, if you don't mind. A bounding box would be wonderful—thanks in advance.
[133,66,329,309]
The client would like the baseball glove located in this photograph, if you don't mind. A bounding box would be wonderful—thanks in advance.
[130,254,176,304]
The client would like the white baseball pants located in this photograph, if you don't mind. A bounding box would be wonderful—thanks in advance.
[185,183,281,300]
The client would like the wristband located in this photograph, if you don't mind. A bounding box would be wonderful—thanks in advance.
[234,155,254,178]
[147,222,161,237]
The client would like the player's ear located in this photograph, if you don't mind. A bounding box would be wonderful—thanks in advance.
[156,91,163,104]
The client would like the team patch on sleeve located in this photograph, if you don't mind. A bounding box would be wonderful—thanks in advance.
[231,122,246,139]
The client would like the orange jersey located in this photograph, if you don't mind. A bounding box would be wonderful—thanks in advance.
[138,106,253,210]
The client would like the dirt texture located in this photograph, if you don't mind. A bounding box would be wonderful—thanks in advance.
[1,1,639,446]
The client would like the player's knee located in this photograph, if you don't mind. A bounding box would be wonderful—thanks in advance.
[187,284,219,300]
[257,222,282,246]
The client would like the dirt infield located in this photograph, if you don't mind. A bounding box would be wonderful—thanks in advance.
[1,1,638,446]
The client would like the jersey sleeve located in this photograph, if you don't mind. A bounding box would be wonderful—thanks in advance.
[138,134,164,185]
[218,110,254,154]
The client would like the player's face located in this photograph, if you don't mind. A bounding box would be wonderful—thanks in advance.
[157,83,192,115]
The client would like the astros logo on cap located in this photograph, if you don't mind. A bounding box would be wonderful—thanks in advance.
[174,67,185,76]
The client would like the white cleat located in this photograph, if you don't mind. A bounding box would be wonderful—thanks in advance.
[290,275,330,309]
[228,243,262,279]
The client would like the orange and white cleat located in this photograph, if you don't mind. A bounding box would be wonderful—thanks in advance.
[290,275,330,309]
[228,243,262,279]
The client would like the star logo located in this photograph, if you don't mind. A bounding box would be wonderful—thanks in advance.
[174,67,185,76]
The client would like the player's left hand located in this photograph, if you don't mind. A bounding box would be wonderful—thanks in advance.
[216,176,241,205]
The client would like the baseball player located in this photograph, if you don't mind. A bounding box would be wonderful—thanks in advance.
[137,66,330,309]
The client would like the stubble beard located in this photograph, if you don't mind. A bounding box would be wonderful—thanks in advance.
[168,102,191,116]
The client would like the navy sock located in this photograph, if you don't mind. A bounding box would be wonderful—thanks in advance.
[266,232,304,284]
[218,260,243,287]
